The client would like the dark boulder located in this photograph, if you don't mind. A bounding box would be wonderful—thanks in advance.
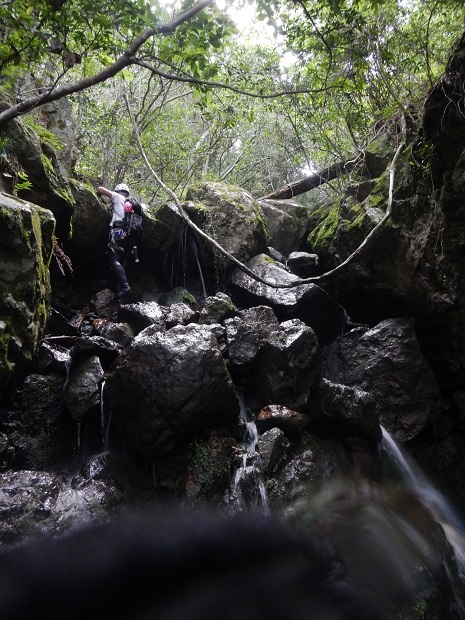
[230,254,347,344]
[322,318,440,441]
[104,324,239,458]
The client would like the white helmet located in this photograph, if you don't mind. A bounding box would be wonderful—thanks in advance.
[114,182,129,196]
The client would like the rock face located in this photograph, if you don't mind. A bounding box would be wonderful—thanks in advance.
[104,323,239,458]
[185,182,269,268]
[0,192,55,399]
[67,182,110,271]
[322,318,440,442]
[257,198,308,255]
[3,116,74,239]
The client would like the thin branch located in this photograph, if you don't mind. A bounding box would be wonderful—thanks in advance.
[134,58,335,100]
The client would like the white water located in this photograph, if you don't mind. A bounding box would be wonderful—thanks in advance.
[382,426,465,613]
[232,398,269,515]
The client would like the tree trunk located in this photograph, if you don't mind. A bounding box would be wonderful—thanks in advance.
[258,158,361,200]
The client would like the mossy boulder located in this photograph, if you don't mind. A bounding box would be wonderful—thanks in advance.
[185,181,269,269]
[257,198,308,255]
[364,135,394,178]
[0,192,55,400]
[3,116,74,239]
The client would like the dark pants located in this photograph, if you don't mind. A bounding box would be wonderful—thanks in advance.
[108,229,129,293]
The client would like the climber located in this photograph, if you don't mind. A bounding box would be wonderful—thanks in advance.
[97,182,132,300]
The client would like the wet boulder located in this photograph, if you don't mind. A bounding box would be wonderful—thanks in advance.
[104,323,239,458]
[224,316,260,369]
[142,201,183,253]
[269,435,345,514]
[0,373,71,469]
[36,340,71,374]
[0,470,63,547]
[118,301,168,334]
[198,292,238,325]
[257,198,308,255]
[45,309,80,337]
[322,318,440,441]
[255,319,321,411]
[64,355,104,422]
[92,318,134,348]
[307,379,381,443]
[230,254,346,344]
[0,452,145,547]
[287,252,320,278]
[68,335,123,369]
[224,306,279,371]
[256,405,309,437]
[257,427,287,475]
[165,303,199,328]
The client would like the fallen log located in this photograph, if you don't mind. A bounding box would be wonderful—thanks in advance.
[258,158,361,200]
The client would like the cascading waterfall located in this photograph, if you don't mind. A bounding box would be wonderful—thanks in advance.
[231,397,269,515]
[381,426,465,615]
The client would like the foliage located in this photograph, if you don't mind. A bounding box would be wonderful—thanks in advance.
[254,0,464,149]
[0,0,149,91]
[1,0,464,199]
[14,171,32,194]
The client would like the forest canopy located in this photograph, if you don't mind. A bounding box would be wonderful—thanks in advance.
[0,0,464,201]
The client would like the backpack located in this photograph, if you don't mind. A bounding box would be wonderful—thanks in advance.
[123,197,143,237]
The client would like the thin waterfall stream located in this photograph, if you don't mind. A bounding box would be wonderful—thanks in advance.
[381,426,465,615]
[188,236,207,300]
[231,397,269,515]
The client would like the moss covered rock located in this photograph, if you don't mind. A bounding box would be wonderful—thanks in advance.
[0,192,55,399]
[185,181,269,269]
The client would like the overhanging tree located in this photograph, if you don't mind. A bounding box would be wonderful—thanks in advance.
[0,0,228,127]
[1,0,463,197]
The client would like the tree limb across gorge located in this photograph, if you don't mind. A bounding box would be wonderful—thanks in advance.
[258,158,362,201]
[0,0,214,128]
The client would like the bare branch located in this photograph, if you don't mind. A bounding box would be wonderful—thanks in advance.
[134,58,334,100]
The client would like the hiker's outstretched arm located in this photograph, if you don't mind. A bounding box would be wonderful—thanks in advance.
[97,186,112,198]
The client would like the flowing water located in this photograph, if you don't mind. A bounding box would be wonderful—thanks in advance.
[381,426,465,616]
[188,236,207,300]
[231,398,269,516]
